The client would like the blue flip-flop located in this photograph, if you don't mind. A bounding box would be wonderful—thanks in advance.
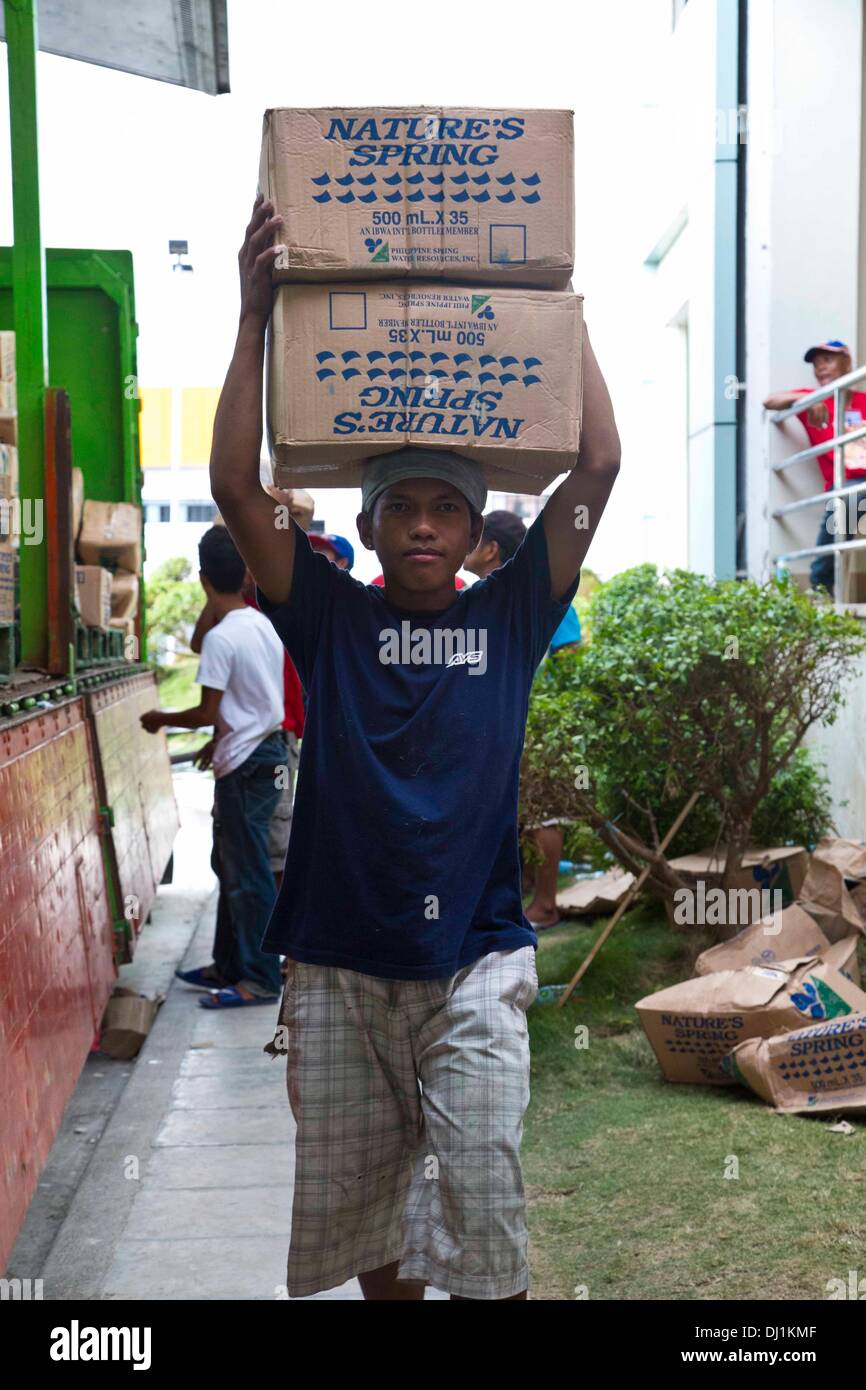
[176,966,228,991]
[198,987,280,1010]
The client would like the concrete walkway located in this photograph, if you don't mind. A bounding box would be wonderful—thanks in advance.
[17,767,446,1300]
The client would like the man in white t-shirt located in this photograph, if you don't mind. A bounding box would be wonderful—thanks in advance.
[141,526,287,1007]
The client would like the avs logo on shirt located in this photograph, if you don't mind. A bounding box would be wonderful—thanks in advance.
[379,621,488,675]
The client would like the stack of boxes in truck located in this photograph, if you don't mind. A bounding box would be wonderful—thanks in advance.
[0,332,142,658]
[259,108,582,494]
[0,331,17,630]
[75,499,141,644]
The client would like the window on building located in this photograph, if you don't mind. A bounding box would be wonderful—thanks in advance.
[184,503,218,523]
[144,502,171,523]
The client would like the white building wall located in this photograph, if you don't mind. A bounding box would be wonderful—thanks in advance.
[743,0,865,837]
[745,0,864,582]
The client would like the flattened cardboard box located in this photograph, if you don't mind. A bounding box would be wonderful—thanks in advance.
[635,957,866,1087]
[268,282,582,494]
[260,107,574,288]
[557,868,635,916]
[726,1012,866,1115]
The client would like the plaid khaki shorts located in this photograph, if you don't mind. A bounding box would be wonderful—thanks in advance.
[263,944,538,1298]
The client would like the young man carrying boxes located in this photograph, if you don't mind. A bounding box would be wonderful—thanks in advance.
[211,194,618,1300]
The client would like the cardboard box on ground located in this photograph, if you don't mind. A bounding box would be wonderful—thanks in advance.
[636,957,866,1087]
[694,904,860,985]
[260,108,574,289]
[664,845,808,936]
[267,282,582,494]
[727,1012,866,1115]
[99,987,163,1060]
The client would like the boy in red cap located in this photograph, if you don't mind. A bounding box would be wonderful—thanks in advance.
[209,196,620,1300]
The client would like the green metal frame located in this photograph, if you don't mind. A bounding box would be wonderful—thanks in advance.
[4,0,47,666]
[0,248,146,663]
[3,0,145,672]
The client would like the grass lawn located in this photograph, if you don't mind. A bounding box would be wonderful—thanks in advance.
[154,656,210,759]
[526,896,866,1301]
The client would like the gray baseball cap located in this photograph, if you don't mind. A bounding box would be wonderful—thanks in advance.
[360,448,487,517]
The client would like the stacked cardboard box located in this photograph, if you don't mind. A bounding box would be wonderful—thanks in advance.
[74,565,112,630]
[75,500,142,638]
[260,107,582,495]
[0,332,17,623]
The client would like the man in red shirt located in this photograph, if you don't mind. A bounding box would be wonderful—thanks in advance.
[764,340,866,595]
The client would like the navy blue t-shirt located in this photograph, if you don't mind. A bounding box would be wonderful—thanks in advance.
[256,509,580,981]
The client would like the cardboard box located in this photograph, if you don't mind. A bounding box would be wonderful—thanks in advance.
[0,443,17,501]
[0,411,17,448]
[667,845,808,937]
[807,837,866,880]
[635,957,866,1087]
[557,868,635,916]
[0,331,14,381]
[693,904,830,977]
[99,986,163,1060]
[823,935,861,987]
[268,282,582,493]
[799,841,866,942]
[77,500,142,574]
[726,1013,866,1115]
[111,570,139,621]
[0,542,14,623]
[71,467,84,544]
[74,565,112,629]
[260,107,574,289]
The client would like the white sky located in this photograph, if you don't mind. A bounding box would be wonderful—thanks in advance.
[0,0,683,582]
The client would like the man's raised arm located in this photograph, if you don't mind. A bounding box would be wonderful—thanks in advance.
[210,195,296,607]
[542,322,621,600]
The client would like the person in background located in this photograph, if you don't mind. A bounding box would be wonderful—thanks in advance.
[764,340,866,596]
[193,487,310,890]
[307,533,355,571]
[142,526,287,1007]
[464,510,581,929]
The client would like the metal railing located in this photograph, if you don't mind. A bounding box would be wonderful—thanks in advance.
[769,362,866,602]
